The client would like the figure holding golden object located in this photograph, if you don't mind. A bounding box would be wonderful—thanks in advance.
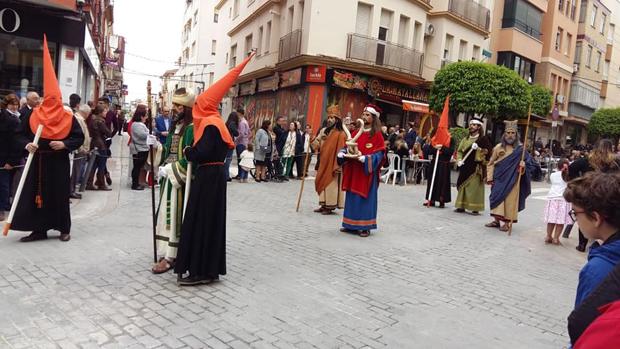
[342,118,365,158]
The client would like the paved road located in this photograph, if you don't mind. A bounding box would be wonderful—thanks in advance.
[0,139,585,348]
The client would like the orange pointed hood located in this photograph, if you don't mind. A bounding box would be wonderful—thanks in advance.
[30,34,73,140]
[193,53,255,147]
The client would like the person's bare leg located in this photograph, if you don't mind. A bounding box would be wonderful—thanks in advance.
[552,224,564,244]
[545,223,554,243]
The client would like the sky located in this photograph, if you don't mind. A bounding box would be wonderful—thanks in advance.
[114,0,184,103]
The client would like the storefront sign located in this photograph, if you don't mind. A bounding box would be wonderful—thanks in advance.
[305,65,326,83]
[368,77,428,104]
[105,79,122,91]
[280,68,302,88]
[0,8,20,33]
[238,80,256,96]
[332,70,368,91]
[257,73,279,92]
[402,100,429,113]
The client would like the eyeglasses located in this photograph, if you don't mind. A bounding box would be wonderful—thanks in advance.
[569,209,586,222]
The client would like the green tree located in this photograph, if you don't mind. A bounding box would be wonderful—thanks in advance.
[529,84,553,117]
[449,127,469,148]
[588,108,620,139]
[429,62,532,121]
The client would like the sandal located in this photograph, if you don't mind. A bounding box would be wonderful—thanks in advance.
[321,210,335,215]
[313,207,325,213]
[499,224,510,232]
[151,258,175,274]
[485,221,500,228]
[359,230,370,238]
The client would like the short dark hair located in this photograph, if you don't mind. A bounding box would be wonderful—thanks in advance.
[69,94,81,109]
[564,172,620,228]
[236,107,245,115]
[98,96,110,105]
[261,119,271,131]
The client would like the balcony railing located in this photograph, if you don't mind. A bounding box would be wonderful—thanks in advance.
[448,0,490,32]
[346,33,424,77]
[278,29,302,63]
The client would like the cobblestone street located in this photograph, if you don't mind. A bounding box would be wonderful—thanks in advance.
[0,145,585,349]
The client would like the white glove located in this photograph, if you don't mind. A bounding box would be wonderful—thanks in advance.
[457,160,464,167]
[146,135,157,146]
[358,155,366,163]
[158,166,168,178]
[337,151,345,159]
[471,143,479,150]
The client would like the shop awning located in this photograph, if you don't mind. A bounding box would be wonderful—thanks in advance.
[402,100,430,113]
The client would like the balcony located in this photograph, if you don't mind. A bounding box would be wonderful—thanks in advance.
[278,29,302,63]
[346,33,424,77]
[448,0,490,32]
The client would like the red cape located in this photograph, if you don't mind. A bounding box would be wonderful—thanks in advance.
[342,130,386,198]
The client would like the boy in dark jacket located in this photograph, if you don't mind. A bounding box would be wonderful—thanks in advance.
[563,172,620,307]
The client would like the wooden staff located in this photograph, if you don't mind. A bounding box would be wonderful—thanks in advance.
[296,97,319,212]
[426,147,441,207]
[147,81,158,262]
[508,105,532,236]
[3,125,43,236]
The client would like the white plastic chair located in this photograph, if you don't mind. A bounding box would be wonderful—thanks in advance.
[381,152,395,184]
[391,154,406,186]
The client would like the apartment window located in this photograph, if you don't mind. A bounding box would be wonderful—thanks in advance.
[558,0,564,12]
[472,45,481,61]
[595,51,602,72]
[603,61,609,80]
[191,41,196,57]
[443,34,454,62]
[555,28,563,51]
[565,33,572,56]
[214,12,219,23]
[579,0,587,23]
[413,21,422,51]
[609,23,616,43]
[574,42,582,64]
[569,0,576,20]
[586,45,593,68]
[209,72,214,86]
[193,10,198,26]
[600,13,606,34]
[355,2,372,36]
[288,6,294,33]
[502,0,543,39]
[379,9,393,41]
[244,34,253,57]
[299,1,305,29]
[265,21,272,53]
[497,51,536,82]
[211,40,217,56]
[257,26,263,55]
[591,5,598,28]
[225,52,229,64]
[458,40,467,61]
[398,15,410,46]
[230,44,237,68]
[233,0,240,18]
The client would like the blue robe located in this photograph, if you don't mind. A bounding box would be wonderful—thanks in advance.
[342,151,384,231]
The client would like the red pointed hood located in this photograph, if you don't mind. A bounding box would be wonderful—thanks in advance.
[30,34,73,140]
[193,53,255,147]
[431,95,451,148]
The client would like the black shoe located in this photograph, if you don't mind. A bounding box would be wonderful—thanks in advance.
[576,244,587,253]
[177,275,218,286]
[131,185,144,191]
[69,192,82,199]
[454,208,465,213]
[233,175,241,180]
[438,203,446,208]
[20,231,48,242]
[105,172,112,185]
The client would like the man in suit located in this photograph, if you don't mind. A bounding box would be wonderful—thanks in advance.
[18,91,40,122]
[155,107,172,144]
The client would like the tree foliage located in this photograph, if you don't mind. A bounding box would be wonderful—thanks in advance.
[530,84,553,117]
[430,62,533,120]
[449,127,469,148]
[588,108,620,139]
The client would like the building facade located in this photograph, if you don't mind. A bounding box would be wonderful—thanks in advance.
[0,0,121,104]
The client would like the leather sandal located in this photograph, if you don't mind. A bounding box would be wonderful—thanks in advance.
[152,258,175,274]
[485,221,500,228]
[499,224,510,232]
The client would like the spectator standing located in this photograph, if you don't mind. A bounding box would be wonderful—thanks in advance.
[0,94,22,221]
[273,116,288,181]
[224,112,239,181]
[86,106,113,191]
[404,122,417,149]
[254,120,272,182]
[234,108,250,179]
[301,124,313,176]
[293,121,304,178]
[117,110,126,136]
[69,103,91,198]
[18,91,40,122]
[282,122,298,178]
[238,144,255,183]
[543,159,571,245]
[155,107,172,144]
[129,106,151,190]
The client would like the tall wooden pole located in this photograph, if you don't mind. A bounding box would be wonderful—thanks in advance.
[508,105,532,236]
[296,96,318,212]
[147,81,158,262]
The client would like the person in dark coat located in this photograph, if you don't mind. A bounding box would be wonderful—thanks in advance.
[424,137,454,208]
[272,116,288,181]
[174,53,253,286]
[18,91,40,122]
[0,94,22,221]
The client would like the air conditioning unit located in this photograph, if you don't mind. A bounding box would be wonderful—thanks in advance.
[556,95,565,104]
[424,23,435,37]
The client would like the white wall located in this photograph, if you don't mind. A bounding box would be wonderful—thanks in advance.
[58,45,80,101]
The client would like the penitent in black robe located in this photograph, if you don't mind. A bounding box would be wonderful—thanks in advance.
[424,140,455,204]
[174,125,229,278]
[12,116,84,234]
